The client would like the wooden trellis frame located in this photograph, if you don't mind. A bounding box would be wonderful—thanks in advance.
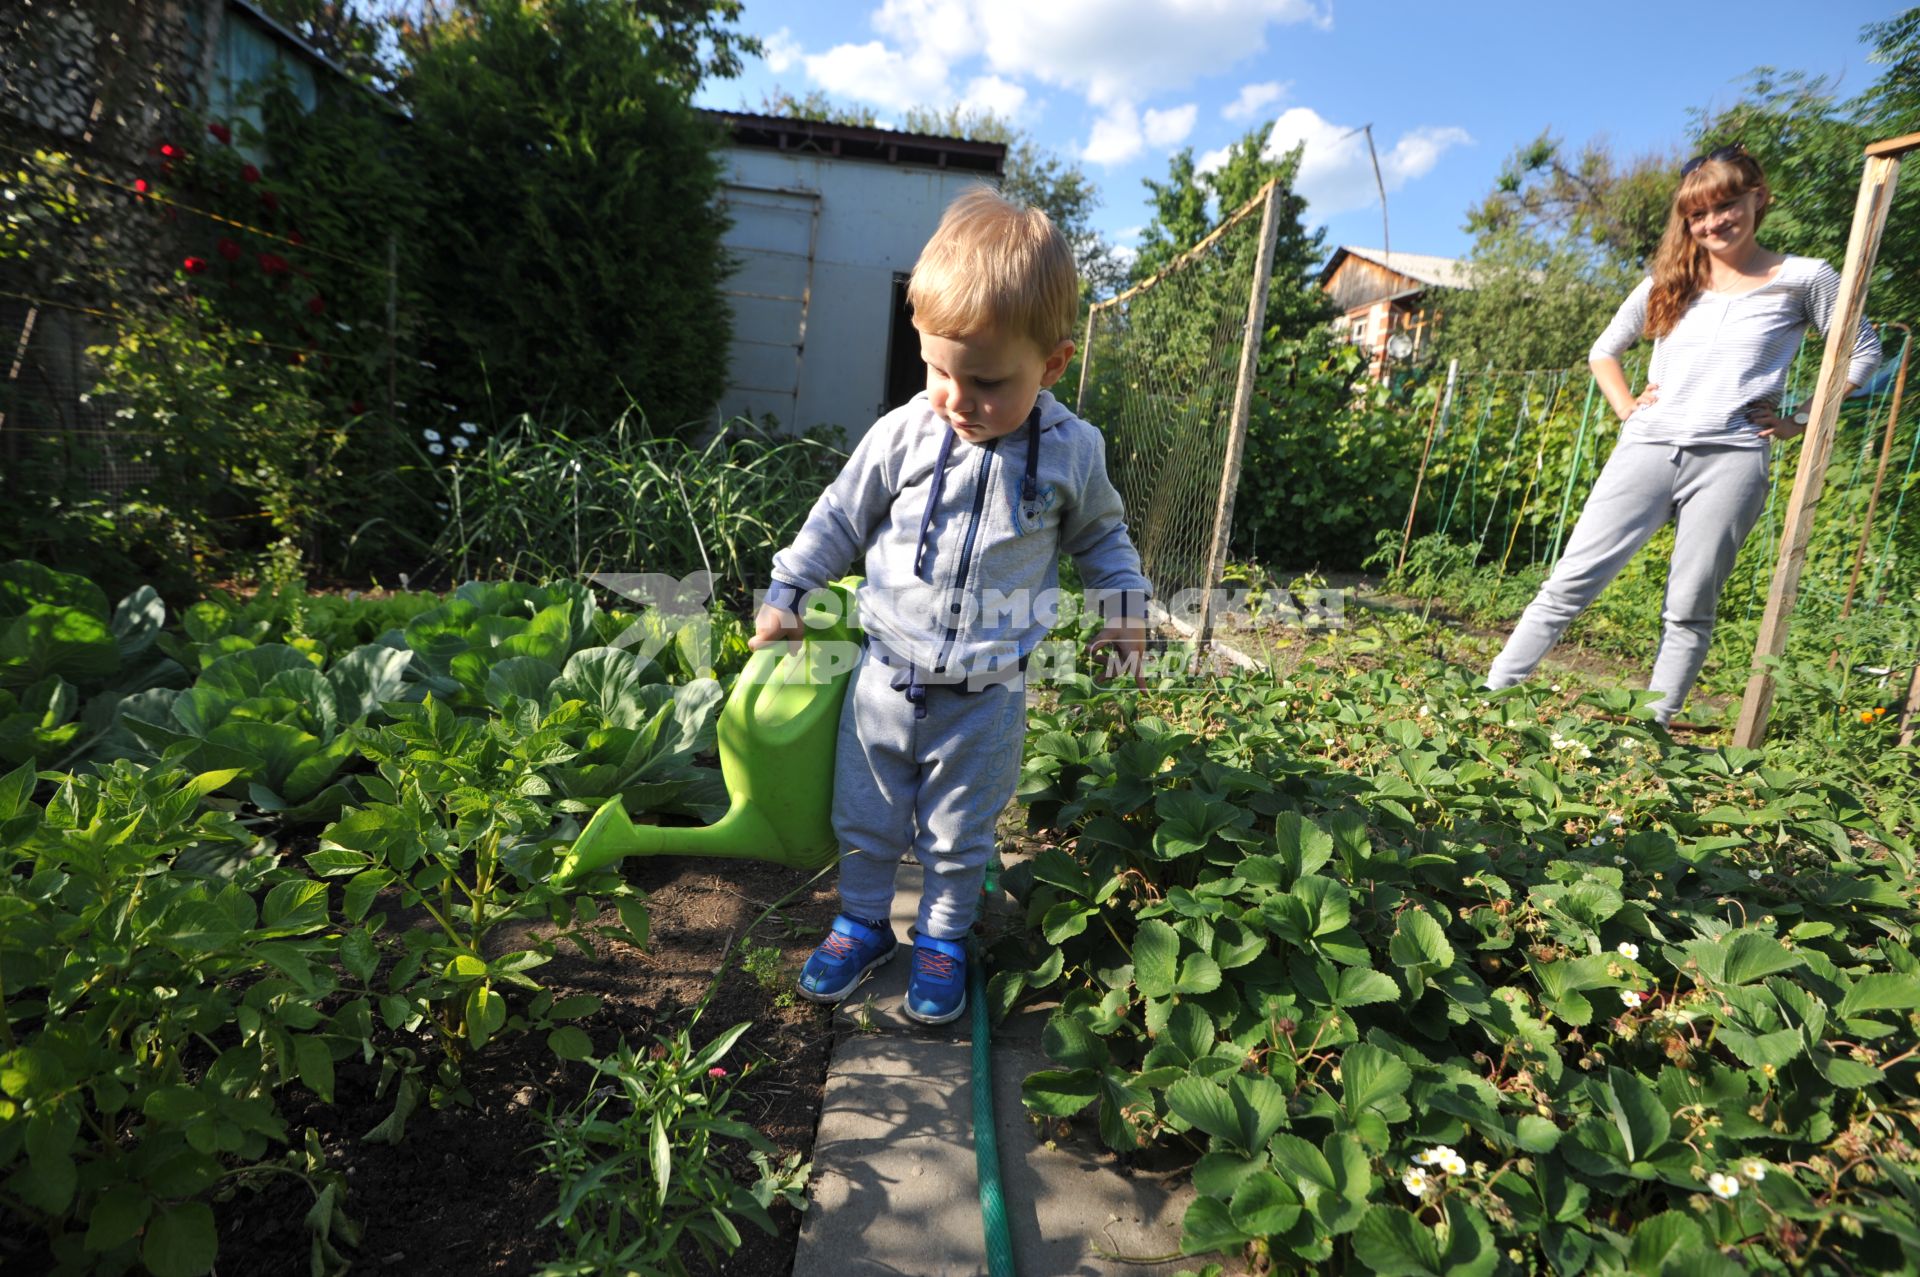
[1734,131,1920,748]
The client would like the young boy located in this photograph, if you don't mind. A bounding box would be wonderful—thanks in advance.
[750,187,1152,1025]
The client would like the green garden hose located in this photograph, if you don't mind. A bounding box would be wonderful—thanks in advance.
[970,945,1016,1277]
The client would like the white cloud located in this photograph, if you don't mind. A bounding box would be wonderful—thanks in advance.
[1196,144,1234,175]
[1262,107,1472,216]
[974,0,1328,106]
[1223,80,1286,121]
[1083,103,1145,166]
[959,74,1029,121]
[873,0,983,60]
[1143,104,1197,148]
[763,27,802,74]
[803,41,946,113]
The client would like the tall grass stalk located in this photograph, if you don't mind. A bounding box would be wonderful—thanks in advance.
[423,409,843,605]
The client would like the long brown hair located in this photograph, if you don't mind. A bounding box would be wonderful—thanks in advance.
[1646,150,1772,337]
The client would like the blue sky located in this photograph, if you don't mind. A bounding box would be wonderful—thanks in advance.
[694,1,1900,265]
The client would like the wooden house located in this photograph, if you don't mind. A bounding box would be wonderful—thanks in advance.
[1318,246,1472,379]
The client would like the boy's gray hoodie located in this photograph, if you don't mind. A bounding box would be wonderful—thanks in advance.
[768,389,1150,680]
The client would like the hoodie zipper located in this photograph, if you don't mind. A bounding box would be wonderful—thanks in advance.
[935,439,997,674]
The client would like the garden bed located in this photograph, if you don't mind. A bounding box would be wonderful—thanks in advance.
[210,857,839,1276]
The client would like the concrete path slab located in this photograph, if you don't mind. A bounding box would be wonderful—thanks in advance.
[793,859,1209,1277]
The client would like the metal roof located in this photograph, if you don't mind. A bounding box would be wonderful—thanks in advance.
[1321,245,1473,291]
[700,109,1006,175]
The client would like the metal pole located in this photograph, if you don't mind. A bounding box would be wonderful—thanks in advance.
[1197,179,1282,649]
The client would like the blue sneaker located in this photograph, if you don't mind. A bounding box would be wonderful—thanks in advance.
[904,934,968,1025]
[797,915,897,1003]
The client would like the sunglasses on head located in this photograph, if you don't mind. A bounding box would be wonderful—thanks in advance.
[1681,144,1748,177]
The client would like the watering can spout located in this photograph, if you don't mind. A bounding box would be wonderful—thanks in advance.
[555,580,862,884]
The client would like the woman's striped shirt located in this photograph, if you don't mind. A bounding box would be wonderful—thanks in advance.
[1590,255,1882,449]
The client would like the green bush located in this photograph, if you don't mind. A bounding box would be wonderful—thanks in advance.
[403,0,735,436]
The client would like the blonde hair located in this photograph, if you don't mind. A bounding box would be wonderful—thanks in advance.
[907,187,1078,350]
[1646,150,1772,338]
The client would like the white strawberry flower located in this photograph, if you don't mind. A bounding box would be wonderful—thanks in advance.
[1708,1172,1740,1199]
[1617,942,1640,961]
[1440,1153,1468,1176]
[1402,1167,1431,1197]
[1741,1159,1767,1183]
[1621,991,1644,1009]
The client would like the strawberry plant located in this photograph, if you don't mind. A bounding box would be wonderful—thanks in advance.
[1000,629,1920,1274]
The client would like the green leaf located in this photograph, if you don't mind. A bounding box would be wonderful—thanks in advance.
[1167,1075,1239,1146]
[1022,1067,1098,1117]
[85,1183,153,1252]
[1180,1195,1251,1255]
[142,1201,217,1277]
[1133,919,1179,999]
[1606,1068,1670,1162]
[294,1036,335,1103]
[1339,1043,1413,1124]
[1353,1205,1442,1276]
[1043,1014,1110,1071]
[1336,967,1400,1008]
[468,986,507,1050]
[258,880,329,937]
[1229,1170,1302,1236]
[1629,1211,1704,1275]
[1838,973,1920,1018]
[1389,910,1454,974]
[547,1026,593,1061]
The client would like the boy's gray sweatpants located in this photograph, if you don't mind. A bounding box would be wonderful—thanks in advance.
[833,647,1026,941]
[1485,439,1769,722]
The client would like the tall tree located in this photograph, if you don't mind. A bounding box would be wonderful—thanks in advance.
[1134,124,1332,343]
[1693,10,1920,328]
[400,0,740,432]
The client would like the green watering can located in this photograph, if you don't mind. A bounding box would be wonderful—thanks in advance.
[554,581,863,883]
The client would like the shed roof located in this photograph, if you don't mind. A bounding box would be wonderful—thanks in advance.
[1320,246,1472,291]
[700,109,1006,175]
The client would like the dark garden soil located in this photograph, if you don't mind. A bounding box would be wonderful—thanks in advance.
[213,857,842,1277]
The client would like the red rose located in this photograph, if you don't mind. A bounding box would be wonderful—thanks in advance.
[183,256,208,274]
[208,122,231,144]
[241,163,261,183]
[134,178,149,194]
[217,236,241,261]
[306,295,326,316]
[260,191,280,212]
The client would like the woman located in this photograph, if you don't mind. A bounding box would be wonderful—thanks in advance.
[1483,145,1881,725]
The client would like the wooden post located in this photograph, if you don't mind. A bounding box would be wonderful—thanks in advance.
[1197,179,1282,649]
[1074,301,1099,416]
[1899,662,1920,748]
[1396,357,1457,574]
[1733,135,1919,748]
[1837,322,1910,620]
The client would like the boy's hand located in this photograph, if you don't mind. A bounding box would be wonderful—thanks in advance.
[748,604,805,652]
[1088,621,1148,689]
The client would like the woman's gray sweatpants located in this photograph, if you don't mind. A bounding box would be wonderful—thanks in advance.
[1485,438,1769,722]
[832,647,1027,941]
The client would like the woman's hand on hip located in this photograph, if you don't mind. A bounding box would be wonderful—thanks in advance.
[1617,382,1658,422]
[1746,397,1806,441]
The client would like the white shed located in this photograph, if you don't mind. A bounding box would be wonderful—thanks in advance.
[703,111,1006,439]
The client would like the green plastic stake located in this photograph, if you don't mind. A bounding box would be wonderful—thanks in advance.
[555,580,863,882]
